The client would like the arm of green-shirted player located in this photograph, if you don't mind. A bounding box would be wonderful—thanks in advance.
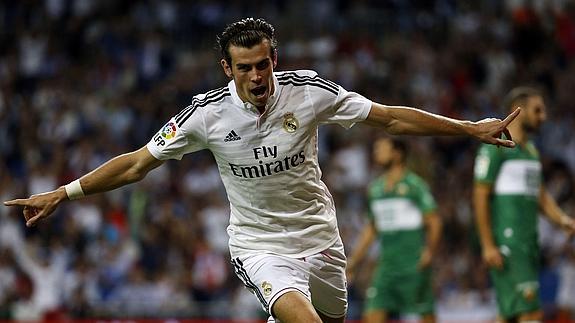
[473,182,504,270]
[4,146,164,227]
[540,187,575,236]
[363,103,520,147]
[418,211,441,270]
[346,221,377,283]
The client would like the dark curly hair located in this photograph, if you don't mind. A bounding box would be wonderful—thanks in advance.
[217,18,278,65]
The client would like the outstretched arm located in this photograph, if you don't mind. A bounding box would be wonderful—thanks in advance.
[363,103,520,147]
[4,146,164,227]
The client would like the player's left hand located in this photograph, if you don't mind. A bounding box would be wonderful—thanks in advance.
[472,108,521,148]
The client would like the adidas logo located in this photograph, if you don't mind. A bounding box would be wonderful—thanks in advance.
[224,130,241,142]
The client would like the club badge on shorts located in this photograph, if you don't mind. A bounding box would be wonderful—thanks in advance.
[517,281,538,301]
[261,281,273,296]
[523,287,536,301]
[283,112,299,133]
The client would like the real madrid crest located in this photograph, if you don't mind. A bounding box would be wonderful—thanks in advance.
[283,112,299,133]
[261,281,273,296]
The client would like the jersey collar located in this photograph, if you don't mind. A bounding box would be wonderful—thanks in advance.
[228,74,280,113]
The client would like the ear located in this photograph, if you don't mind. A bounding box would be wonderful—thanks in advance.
[220,59,233,78]
[272,49,278,69]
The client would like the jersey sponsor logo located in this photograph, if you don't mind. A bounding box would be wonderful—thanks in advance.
[494,160,541,196]
[161,122,177,140]
[371,198,423,231]
[229,145,305,179]
[282,112,299,133]
[224,130,242,142]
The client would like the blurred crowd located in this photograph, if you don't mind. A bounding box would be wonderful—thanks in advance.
[1,0,575,321]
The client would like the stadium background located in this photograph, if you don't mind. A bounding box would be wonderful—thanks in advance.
[0,0,574,322]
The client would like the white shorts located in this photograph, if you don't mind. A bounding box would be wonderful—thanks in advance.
[231,238,347,320]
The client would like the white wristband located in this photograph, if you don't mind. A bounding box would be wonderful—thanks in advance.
[64,179,85,200]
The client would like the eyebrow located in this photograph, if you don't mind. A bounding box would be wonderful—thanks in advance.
[235,58,269,69]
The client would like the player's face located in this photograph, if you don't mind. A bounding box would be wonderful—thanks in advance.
[220,39,277,108]
[373,139,395,169]
[521,95,547,133]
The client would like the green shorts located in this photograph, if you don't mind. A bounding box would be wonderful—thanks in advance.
[491,245,540,319]
[364,268,434,315]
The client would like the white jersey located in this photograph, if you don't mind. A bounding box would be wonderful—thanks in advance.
[146,70,372,258]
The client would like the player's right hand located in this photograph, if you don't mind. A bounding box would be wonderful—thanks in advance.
[3,187,67,227]
[472,107,520,148]
[482,245,504,270]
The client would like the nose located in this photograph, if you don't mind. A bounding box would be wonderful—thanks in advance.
[250,68,262,83]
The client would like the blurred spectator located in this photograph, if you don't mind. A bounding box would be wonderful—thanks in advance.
[6,234,68,321]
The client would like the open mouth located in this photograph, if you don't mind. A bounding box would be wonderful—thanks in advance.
[250,86,267,97]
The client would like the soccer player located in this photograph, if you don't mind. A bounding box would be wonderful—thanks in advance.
[347,138,441,323]
[473,86,575,323]
[5,18,519,323]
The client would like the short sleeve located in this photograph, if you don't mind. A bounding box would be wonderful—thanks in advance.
[474,144,502,184]
[313,78,372,129]
[414,181,437,215]
[146,109,207,160]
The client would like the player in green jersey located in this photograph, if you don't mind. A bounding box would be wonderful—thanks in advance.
[473,86,575,323]
[347,137,442,323]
